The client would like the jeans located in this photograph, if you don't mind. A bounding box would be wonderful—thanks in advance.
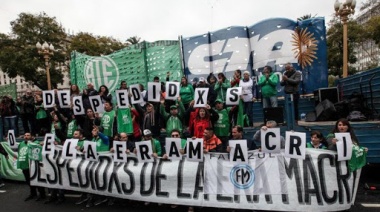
[262,96,278,108]
[4,116,17,136]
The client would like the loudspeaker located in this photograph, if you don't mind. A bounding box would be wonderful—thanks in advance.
[316,99,337,121]
[314,87,339,106]
[263,107,284,124]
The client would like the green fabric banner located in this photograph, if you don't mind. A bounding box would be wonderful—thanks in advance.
[28,143,43,161]
[70,41,183,94]
[0,142,25,181]
[0,83,17,99]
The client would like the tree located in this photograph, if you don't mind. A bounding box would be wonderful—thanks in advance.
[68,32,127,56]
[0,12,67,90]
[126,36,141,45]
[326,17,363,76]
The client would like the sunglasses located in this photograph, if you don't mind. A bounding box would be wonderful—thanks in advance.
[171,134,180,137]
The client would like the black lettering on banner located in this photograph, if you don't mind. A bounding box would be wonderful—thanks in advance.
[88,161,98,189]
[37,161,47,183]
[44,135,53,152]
[196,90,205,104]
[115,144,124,160]
[46,92,53,105]
[60,92,68,106]
[131,87,141,100]
[289,135,302,155]
[8,133,15,146]
[77,156,92,188]
[74,98,81,112]
[217,158,232,202]
[56,151,67,186]
[233,144,245,162]
[122,157,137,194]
[168,84,177,97]
[342,137,347,157]
[45,152,58,184]
[65,141,73,157]
[265,132,276,150]
[139,144,151,160]
[92,99,100,112]
[284,158,303,203]
[140,160,157,196]
[29,160,39,181]
[169,142,180,158]
[252,195,272,204]
[335,158,351,204]
[276,155,289,204]
[95,156,112,191]
[189,141,201,160]
[152,84,157,99]
[248,152,254,159]
[86,145,97,160]
[118,92,127,106]
[156,159,169,197]
[193,162,208,200]
[66,159,79,188]
[108,162,123,194]
[177,158,191,198]
[229,88,239,102]
[318,153,337,203]
[303,154,322,204]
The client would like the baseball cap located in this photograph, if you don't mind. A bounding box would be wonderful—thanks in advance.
[143,129,152,136]
[192,77,199,83]
[215,99,224,103]
[199,77,205,82]
[170,105,178,109]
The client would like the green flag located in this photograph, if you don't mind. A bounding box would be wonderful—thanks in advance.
[28,143,42,161]
[237,99,245,127]
[117,108,133,134]
[0,142,25,181]
[348,145,367,172]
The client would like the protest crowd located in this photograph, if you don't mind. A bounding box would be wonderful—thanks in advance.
[0,68,368,211]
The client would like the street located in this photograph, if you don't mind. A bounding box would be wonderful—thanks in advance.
[0,163,379,212]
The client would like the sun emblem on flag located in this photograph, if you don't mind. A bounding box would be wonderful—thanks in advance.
[291,27,318,69]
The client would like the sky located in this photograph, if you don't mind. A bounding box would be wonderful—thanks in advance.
[0,0,364,42]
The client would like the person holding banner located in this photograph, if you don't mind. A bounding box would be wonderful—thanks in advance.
[141,102,160,138]
[98,85,113,104]
[137,129,162,157]
[50,109,66,144]
[90,126,110,152]
[226,125,257,152]
[179,77,194,110]
[203,127,222,153]
[214,73,231,103]
[82,83,98,110]
[82,108,99,140]
[213,99,233,152]
[110,132,135,154]
[253,120,285,149]
[99,101,117,148]
[16,132,46,201]
[326,118,364,151]
[306,130,327,149]
[160,97,185,136]
[189,105,219,139]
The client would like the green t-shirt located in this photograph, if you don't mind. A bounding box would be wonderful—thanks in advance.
[35,105,47,119]
[214,108,230,137]
[93,137,109,152]
[101,110,115,137]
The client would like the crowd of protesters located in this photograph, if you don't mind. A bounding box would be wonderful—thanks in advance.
[0,69,367,210]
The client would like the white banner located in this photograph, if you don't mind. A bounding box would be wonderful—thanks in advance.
[30,149,359,211]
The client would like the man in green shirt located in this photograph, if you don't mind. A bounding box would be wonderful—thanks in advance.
[160,97,185,136]
[213,99,232,152]
[17,132,46,201]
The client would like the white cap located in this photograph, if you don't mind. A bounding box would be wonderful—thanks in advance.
[199,77,205,82]
[143,129,152,136]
